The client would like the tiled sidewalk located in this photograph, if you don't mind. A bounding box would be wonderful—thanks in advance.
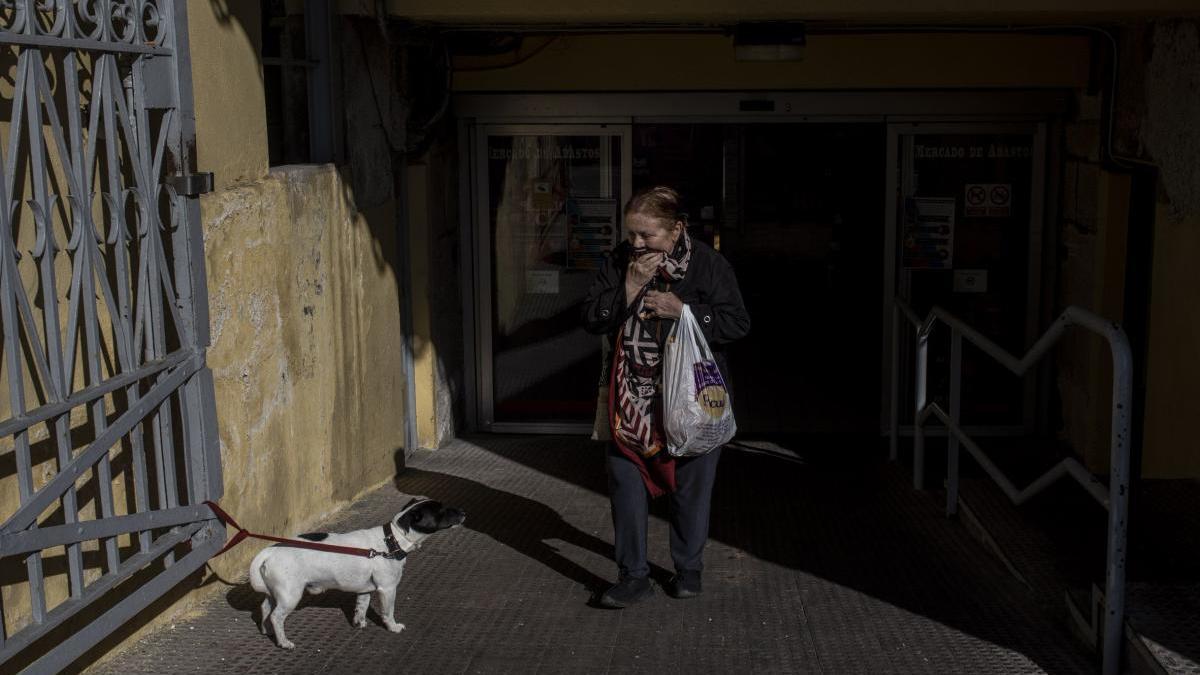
[92,435,1091,674]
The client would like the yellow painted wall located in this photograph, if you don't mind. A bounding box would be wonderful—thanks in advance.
[408,165,439,449]
[1141,205,1200,478]
[188,0,268,189]
[452,33,1092,91]
[201,164,404,548]
[1056,171,1131,473]
[117,1,406,656]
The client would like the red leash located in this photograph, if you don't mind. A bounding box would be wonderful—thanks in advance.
[203,501,386,559]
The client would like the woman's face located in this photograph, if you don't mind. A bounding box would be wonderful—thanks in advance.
[625,211,682,253]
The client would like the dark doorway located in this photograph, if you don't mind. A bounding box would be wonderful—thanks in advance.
[633,123,887,433]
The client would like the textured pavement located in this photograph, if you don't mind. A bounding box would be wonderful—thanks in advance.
[91,435,1092,674]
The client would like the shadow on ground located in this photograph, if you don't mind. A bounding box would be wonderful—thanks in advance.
[457,433,1093,674]
[391,467,669,594]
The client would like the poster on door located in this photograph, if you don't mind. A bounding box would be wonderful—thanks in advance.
[569,198,619,270]
[902,197,956,270]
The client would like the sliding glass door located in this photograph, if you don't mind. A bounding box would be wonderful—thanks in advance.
[475,125,632,431]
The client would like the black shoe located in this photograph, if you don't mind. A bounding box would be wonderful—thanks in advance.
[598,576,654,608]
[666,571,702,599]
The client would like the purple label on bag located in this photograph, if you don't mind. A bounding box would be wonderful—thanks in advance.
[693,360,728,420]
[692,360,724,390]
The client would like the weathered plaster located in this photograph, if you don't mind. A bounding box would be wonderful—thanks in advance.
[201,164,404,575]
[66,164,405,669]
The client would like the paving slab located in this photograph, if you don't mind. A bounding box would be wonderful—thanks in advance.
[90,435,1091,674]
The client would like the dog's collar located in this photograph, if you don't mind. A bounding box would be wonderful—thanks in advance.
[380,522,413,560]
[379,497,431,559]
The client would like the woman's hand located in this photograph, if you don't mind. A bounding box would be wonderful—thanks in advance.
[642,290,683,320]
[625,251,664,303]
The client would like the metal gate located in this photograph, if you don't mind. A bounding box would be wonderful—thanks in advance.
[0,1,223,671]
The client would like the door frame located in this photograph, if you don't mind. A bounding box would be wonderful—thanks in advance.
[881,121,1049,437]
[457,92,1066,435]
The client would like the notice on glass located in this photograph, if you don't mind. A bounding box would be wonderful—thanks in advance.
[902,197,955,270]
[526,270,560,294]
[569,198,619,270]
[964,183,1012,217]
[953,269,988,293]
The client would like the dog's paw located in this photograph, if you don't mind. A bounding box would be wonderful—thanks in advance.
[385,622,406,633]
[277,639,296,650]
[353,616,367,628]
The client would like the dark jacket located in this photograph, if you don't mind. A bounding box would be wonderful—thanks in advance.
[581,239,751,381]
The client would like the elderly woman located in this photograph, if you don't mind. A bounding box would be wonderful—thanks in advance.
[582,186,751,608]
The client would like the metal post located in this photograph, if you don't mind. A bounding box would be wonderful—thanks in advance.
[889,303,900,461]
[913,326,929,490]
[28,45,87,599]
[947,329,962,516]
[1101,325,1133,675]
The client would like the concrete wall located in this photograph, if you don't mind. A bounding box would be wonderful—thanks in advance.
[1137,21,1200,479]
[1143,202,1200,478]
[188,0,268,190]
[1057,20,1200,478]
[408,131,465,450]
[186,1,408,549]
[1055,148,1131,472]
[202,165,404,545]
[181,0,409,622]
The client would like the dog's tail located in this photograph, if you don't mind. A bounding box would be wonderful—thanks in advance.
[248,550,270,594]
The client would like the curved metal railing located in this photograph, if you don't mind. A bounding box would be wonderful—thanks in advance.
[890,298,1132,675]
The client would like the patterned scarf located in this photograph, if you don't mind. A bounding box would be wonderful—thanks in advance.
[610,230,693,495]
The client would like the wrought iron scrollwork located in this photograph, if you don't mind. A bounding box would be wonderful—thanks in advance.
[0,0,171,50]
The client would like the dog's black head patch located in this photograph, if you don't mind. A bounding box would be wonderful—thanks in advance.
[298,532,329,541]
[395,499,466,535]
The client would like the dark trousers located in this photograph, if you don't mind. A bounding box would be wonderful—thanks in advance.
[606,444,722,580]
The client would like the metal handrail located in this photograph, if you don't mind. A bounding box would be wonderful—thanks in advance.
[890,298,1132,675]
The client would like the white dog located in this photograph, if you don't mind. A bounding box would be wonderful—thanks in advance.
[248,497,466,649]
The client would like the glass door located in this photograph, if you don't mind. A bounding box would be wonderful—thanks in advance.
[883,123,1047,433]
[475,125,632,431]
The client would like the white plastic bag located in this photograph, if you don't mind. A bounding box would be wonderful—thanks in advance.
[663,305,736,457]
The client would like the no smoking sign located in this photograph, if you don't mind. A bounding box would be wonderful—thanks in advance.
[964,183,1012,217]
